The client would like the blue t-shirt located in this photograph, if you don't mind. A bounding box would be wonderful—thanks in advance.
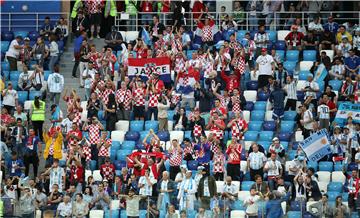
[7,159,24,177]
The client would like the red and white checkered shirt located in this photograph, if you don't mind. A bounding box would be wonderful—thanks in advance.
[202,58,214,78]
[217,96,230,109]
[210,141,220,154]
[133,87,146,106]
[85,124,101,144]
[148,92,160,108]
[98,138,112,157]
[210,119,225,140]
[202,25,213,42]
[226,143,242,164]
[115,89,132,111]
[169,147,183,166]
[67,130,82,148]
[231,95,242,113]
[92,80,105,94]
[86,0,104,14]
[193,124,203,138]
[82,142,92,162]
[183,144,194,156]
[49,140,55,156]
[212,152,225,173]
[231,118,248,140]
[101,88,115,106]
[233,55,246,75]
[100,163,116,181]
[171,38,183,54]
[174,56,186,73]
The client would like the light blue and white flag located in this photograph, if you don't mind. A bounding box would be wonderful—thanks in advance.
[313,63,328,82]
[299,129,332,162]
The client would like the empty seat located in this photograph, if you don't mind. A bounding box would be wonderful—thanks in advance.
[187,160,198,171]
[277,30,290,41]
[283,61,297,72]
[145,120,159,132]
[236,30,247,41]
[28,31,40,41]
[89,210,104,218]
[299,61,314,71]
[258,131,273,141]
[254,101,267,110]
[251,110,265,121]
[124,131,140,141]
[276,50,285,61]
[275,41,286,50]
[111,141,121,151]
[319,161,333,172]
[241,181,255,191]
[1,41,10,52]
[116,149,132,161]
[286,50,299,62]
[43,71,51,80]
[157,131,170,141]
[299,70,312,80]
[332,171,346,183]
[244,131,258,141]
[246,81,258,90]
[29,91,42,100]
[257,91,270,101]
[268,30,277,42]
[329,80,343,91]
[244,90,257,102]
[318,181,328,193]
[243,111,250,122]
[290,200,306,211]
[167,110,176,121]
[280,121,295,132]
[111,130,126,142]
[283,111,297,121]
[115,120,130,131]
[327,182,343,193]
[248,121,263,131]
[122,141,136,150]
[265,111,274,121]
[317,171,331,183]
[125,31,139,42]
[327,191,341,201]
[9,71,20,81]
[170,131,184,143]
[130,120,144,132]
[278,132,292,142]
[307,161,318,171]
[258,141,271,151]
[92,170,103,182]
[13,31,28,38]
[245,101,254,111]
[303,50,317,61]
[263,121,276,131]
[17,91,28,104]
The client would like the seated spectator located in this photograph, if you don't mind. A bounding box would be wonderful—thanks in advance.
[334,196,349,217]
[319,30,336,51]
[339,76,355,101]
[303,30,319,50]
[254,25,269,56]
[329,58,346,80]
[336,36,352,58]
[336,25,353,44]
[323,16,339,33]
[285,25,304,51]
[40,16,53,38]
[264,153,283,191]
[251,174,270,198]
[56,194,72,217]
[308,16,324,36]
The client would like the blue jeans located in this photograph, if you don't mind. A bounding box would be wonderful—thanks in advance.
[49,55,58,72]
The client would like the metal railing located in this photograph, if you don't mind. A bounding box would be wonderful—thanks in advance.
[115,11,360,31]
[1,12,70,31]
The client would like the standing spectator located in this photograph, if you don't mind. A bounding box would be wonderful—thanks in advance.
[173,107,188,131]
[115,81,132,120]
[43,127,63,167]
[140,0,153,25]
[339,76,355,101]
[317,100,330,131]
[79,39,90,88]
[264,153,283,191]
[5,36,23,71]
[7,151,25,177]
[194,135,211,172]
[157,171,175,212]
[119,189,145,217]
[157,96,170,131]
[247,143,267,181]
[168,139,183,180]
[32,37,48,67]
[23,128,41,178]
[227,111,248,142]
[19,187,35,217]
[269,82,286,124]
[104,93,117,131]
[20,37,32,68]
[86,0,103,39]
[285,25,304,51]
[300,104,315,138]
[243,188,261,218]
[124,0,138,31]
[196,14,216,50]
[47,65,64,105]
[1,82,18,114]
[303,75,320,108]
[30,96,45,141]
[92,182,110,209]
[197,168,217,210]
[72,11,89,37]
[54,17,69,44]
[254,25,269,56]
[308,17,324,36]
[273,63,288,88]
[150,15,166,43]
[347,170,360,213]
[138,168,157,198]
[177,170,197,211]
[255,48,275,90]
[225,138,242,181]
[100,158,116,183]
[97,132,112,166]
[72,31,87,78]
[48,34,59,72]
[40,17,53,38]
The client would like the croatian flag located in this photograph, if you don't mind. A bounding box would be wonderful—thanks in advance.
[176,72,196,95]
[314,63,328,82]
[128,57,171,83]
[299,129,332,162]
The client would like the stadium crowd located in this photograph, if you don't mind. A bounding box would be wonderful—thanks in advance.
[1,0,360,218]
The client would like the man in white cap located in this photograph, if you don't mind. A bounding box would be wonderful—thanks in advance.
[194,166,205,186]
[177,170,197,211]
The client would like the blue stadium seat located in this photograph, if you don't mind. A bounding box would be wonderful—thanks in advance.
[114,62,119,71]
[1,31,14,41]
[97,110,105,120]
[278,132,292,142]
[108,210,119,218]
[139,131,150,143]
[17,91,28,104]
[318,81,325,92]
[130,120,144,132]
[281,141,289,150]
[275,41,286,50]
[187,50,195,59]
[254,101,267,111]
[122,141,136,150]
[246,81,258,90]
[257,91,270,101]
[347,163,358,171]
[283,111,297,121]
[286,50,299,62]
[299,71,311,80]
[157,131,170,141]
[328,182,343,193]
[251,110,265,121]
[187,160,198,171]
[167,110,175,121]
[29,91,42,100]
[319,161,333,172]
[290,201,306,211]
[258,141,271,151]
[248,121,263,131]
[116,149,132,161]
[9,71,21,81]
[124,131,140,141]
[44,71,51,80]
[244,131,258,141]
[288,150,297,160]
[2,62,9,71]
[327,191,341,201]
[258,131,273,141]
[236,30,247,41]
[276,50,285,61]
[280,121,295,132]
[245,101,254,111]
[283,61,297,72]
[342,193,348,202]
[329,80,343,91]
[90,160,97,171]
[307,162,318,171]
[268,31,277,42]
[241,181,254,191]
[232,200,245,210]
[287,211,301,218]
[334,163,344,171]
[292,142,300,150]
[263,121,276,131]
[139,210,147,218]
[114,160,127,170]
[1,41,10,52]
[145,120,159,132]
[13,31,28,38]
[28,31,40,41]
[120,210,127,218]
[2,71,10,80]
[303,50,317,61]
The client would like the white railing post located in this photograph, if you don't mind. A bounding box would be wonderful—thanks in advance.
[246,12,249,31]
[8,13,11,31]
[36,13,39,31]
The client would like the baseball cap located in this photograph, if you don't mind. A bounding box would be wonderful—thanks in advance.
[261,48,267,52]
[24,37,30,41]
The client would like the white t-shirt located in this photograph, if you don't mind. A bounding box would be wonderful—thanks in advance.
[265,159,282,177]
[245,195,260,214]
[57,202,72,217]
[304,81,319,98]
[216,53,231,71]
[256,54,274,76]
[303,109,314,130]
[2,89,18,106]
[318,104,330,119]
[49,41,59,56]
[139,175,157,196]
[6,39,20,58]
[355,152,360,169]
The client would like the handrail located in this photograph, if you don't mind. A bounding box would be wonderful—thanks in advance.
[115,11,360,31]
[1,12,70,31]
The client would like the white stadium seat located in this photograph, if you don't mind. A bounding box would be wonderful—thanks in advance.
[232,181,240,192]
[299,61,314,71]
[332,171,346,184]
[111,199,120,209]
[317,171,331,183]
[265,111,274,121]
[111,130,126,142]
[296,80,307,91]
[238,191,251,201]
[216,181,224,193]
[321,50,334,61]
[285,161,292,172]
[243,90,257,102]
[24,100,32,111]
[167,120,174,131]
[240,161,248,173]
[115,120,129,131]
[295,131,304,142]
[170,131,184,143]
[125,31,139,42]
[317,181,328,193]
[277,30,290,41]
[306,201,319,213]
[85,170,92,182]
[243,111,250,122]
[92,170,103,182]
[230,210,246,218]
[89,210,104,218]
[244,141,252,151]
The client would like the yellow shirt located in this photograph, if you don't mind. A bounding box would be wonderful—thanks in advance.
[43,132,63,160]
[336,32,353,44]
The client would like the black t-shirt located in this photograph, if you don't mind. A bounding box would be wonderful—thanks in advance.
[88,99,101,117]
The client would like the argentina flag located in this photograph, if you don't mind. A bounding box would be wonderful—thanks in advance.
[300,129,332,162]
[314,63,328,82]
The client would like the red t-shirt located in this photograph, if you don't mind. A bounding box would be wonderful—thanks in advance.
[142,1,153,12]
[161,0,170,12]
[326,100,336,118]
[192,1,204,19]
